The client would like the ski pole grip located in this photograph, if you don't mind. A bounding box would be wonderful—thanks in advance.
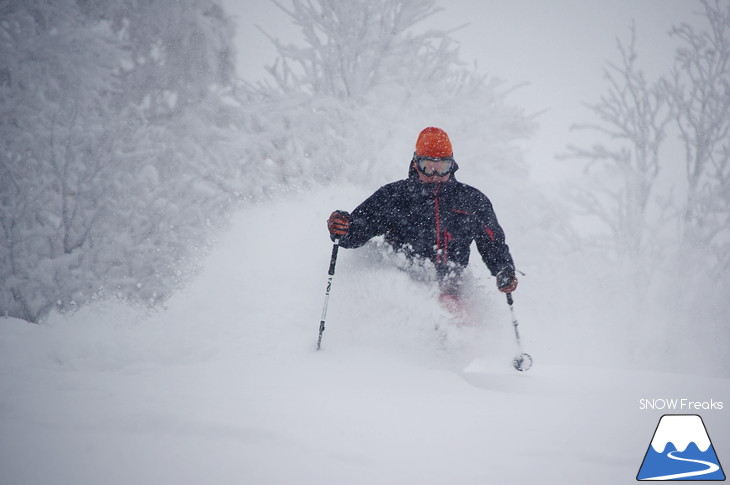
[328,239,340,276]
[506,292,514,306]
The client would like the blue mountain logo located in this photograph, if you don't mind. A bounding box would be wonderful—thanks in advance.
[637,414,725,481]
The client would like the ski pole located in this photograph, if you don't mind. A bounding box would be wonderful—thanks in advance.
[316,238,340,350]
[506,293,522,344]
[506,292,533,371]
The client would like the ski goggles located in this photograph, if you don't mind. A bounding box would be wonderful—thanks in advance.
[414,155,456,176]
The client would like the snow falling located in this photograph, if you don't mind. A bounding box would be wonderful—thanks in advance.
[1,1,728,484]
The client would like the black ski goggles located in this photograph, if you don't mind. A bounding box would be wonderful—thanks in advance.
[414,155,456,176]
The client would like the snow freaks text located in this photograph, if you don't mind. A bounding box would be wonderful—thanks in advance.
[639,399,724,411]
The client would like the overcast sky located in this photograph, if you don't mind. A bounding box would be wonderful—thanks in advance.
[223,0,704,181]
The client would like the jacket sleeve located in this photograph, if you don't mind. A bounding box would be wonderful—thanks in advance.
[336,185,392,249]
[472,191,515,276]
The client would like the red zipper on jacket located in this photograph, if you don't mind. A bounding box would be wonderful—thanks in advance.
[434,184,446,265]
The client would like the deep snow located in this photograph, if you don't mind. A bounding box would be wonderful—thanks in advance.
[1,187,728,485]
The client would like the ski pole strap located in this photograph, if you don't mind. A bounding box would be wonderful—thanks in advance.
[328,239,340,276]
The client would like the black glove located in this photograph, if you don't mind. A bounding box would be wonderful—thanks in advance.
[327,210,351,236]
[496,266,518,293]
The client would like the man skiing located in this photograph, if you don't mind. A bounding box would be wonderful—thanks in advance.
[327,127,518,312]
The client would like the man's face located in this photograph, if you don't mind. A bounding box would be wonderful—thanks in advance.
[413,158,454,184]
[415,166,452,183]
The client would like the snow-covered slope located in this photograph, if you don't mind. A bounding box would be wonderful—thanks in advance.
[1,188,728,485]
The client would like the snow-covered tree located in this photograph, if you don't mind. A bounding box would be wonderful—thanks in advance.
[92,0,236,116]
[662,0,730,276]
[565,2,730,281]
[0,0,128,321]
[564,24,672,275]
[562,3,730,368]
[244,0,536,192]
[0,0,239,322]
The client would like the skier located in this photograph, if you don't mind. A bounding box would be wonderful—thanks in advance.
[327,127,518,313]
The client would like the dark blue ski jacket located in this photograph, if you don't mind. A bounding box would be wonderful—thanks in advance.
[337,164,515,287]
